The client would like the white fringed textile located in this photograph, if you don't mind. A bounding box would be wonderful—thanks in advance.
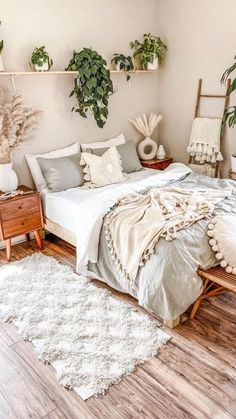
[207,215,236,275]
[0,253,170,399]
[187,117,223,164]
[188,163,216,178]
[104,186,232,287]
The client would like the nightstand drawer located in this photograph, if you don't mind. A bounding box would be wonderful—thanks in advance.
[0,195,39,221]
[2,212,42,239]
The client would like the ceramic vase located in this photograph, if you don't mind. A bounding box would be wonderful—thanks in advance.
[0,162,18,192]
[156,145,166,160]
[231,154,236,172]
[147,58,158,70]
[137,137,157,160]
[0,55,4,72]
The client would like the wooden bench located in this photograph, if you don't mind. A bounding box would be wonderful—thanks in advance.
[190,266,236,319]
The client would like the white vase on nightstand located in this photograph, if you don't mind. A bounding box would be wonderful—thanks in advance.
[0,162,18,192]
[156,145,166,160]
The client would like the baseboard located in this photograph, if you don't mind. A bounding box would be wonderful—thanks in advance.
[0,233,34,250]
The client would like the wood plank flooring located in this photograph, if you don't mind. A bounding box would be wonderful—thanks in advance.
[0,237,235,419]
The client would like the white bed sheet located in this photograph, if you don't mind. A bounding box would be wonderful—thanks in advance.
[42,168,157,234]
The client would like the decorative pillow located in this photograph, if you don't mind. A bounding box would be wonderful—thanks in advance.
[85,141,142,174]
[80,146,127,188]
[81,133,126,151]
[37,154,84,193]
[207,214,236,275]
[25,143,80,192]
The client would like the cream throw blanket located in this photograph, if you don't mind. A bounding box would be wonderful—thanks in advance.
[104,186,232,287]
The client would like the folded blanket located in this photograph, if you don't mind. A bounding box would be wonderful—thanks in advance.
[187,117,223,164]
[104,186,232,287]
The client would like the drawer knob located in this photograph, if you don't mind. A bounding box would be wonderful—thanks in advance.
[21,222,25,226]
[18,206,22,210]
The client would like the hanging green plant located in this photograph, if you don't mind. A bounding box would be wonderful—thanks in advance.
[111,53,134,81]
[66,48,114,128]
[221,55,236,128]
[0,40,3,54]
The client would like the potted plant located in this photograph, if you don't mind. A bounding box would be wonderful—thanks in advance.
[0,89,40,192]
[111,53,134,81]
[130,33,167,70]
[30,46,53,71]
[221,55,236,171]
[66,48,114,128]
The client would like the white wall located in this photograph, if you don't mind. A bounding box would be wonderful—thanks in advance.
[0,0,159,186]
[157,0,236,177]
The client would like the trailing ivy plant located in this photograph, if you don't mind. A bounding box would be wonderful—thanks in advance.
[130,33,167,70]
[221,55,236,128]
[30,46,53,70]
[111,53,134,81]
[66,48,114,128]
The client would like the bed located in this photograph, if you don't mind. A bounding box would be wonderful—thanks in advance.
[41,164,236,327]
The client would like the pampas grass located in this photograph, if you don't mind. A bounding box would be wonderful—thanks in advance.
[0,89,41,163]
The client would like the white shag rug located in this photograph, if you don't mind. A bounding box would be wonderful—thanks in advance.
[0,253,170,399]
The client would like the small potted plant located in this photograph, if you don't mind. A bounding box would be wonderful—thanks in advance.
[30,46,53,71]
[111,53,134,81]
[130,33,167,70]
[221,55,236,172]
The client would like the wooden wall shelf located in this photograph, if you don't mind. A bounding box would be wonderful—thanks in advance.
[0,70,157,76]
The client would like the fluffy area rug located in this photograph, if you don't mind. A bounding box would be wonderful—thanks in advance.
[0,253,170,399]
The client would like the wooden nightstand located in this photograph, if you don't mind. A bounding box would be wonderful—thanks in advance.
[141,157,173,170]
[0,186,43,261]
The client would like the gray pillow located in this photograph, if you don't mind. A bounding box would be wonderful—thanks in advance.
[86,141,142,174]
[37,154,84,192]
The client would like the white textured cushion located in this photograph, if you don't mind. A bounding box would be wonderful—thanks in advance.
[25,143,80,192]
[81,133,126,151]
[81,147,126,188]
[207,214,236,275]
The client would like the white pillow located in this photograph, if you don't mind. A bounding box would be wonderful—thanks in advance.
[25,143,80,192]
[207,214,236,275]
[80,147,126,188]
[81,133,126,151]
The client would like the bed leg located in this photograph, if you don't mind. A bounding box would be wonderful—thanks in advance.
[163,316,180,329]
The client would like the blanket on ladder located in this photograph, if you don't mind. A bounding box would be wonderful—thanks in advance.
[104,186,232,287]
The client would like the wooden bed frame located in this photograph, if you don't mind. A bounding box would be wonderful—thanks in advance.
[44,216,180,328]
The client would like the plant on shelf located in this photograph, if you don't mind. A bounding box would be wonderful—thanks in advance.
[30,46,53,71]
[111,53,134,81]
[221,55,236,172]
[66,48,114,128]
[130,33,167,70]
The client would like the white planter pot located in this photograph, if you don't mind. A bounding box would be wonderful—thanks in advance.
[147,58,158,70]
[34,61,49,72]
[115,63,121,71]
[0,163,18,192]
[231,154,236,172]
[0,55,4,72]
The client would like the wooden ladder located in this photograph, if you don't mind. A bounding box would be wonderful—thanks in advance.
[189,78,231,178]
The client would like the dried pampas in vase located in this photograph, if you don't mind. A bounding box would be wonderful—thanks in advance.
[0,89,41,192]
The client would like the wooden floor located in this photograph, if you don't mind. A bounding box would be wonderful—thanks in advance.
[0,237,236,419]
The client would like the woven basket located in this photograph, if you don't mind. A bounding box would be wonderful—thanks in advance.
[229,169,236,180]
